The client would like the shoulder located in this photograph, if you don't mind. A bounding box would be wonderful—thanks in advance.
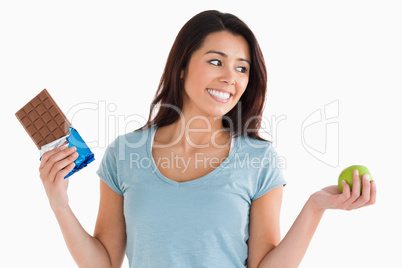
[236,135,286,178]
[237,135,275,156]
[102,127,152,161]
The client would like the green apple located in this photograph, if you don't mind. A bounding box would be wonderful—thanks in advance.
[338,165,372,193]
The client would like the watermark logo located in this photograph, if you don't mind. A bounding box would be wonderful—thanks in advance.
[129,151,287,173]
[64,99,339,168]
[66,101,148,148]
[301,100,339,167]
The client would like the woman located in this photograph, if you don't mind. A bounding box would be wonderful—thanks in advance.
[39,10,376,268]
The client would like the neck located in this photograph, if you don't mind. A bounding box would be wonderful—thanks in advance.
[155,112,231,154]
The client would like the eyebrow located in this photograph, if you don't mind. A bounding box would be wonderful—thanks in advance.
[205,50,251,65]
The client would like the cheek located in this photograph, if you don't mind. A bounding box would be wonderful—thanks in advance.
[236,77,249,94]
[185,65,214,90]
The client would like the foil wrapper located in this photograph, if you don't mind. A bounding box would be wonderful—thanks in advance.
[40,126,95,178]
[40,136,69,156]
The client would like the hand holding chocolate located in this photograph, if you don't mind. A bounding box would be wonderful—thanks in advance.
[15,89,94,178]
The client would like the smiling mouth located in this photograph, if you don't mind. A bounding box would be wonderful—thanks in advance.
[206,89,232,102]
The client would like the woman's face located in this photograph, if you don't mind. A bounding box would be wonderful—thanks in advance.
[182,31,250,119]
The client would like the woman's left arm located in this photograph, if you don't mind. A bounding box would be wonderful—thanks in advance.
[248,170,376,268]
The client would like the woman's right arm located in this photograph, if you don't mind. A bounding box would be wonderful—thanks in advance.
[39,145,126,268]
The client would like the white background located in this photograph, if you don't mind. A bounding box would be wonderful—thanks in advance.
[1,1,401,267]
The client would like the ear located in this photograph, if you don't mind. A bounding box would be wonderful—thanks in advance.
[180,69,184,79]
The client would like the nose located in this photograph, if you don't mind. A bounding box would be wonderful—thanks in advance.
[219,68,236,85]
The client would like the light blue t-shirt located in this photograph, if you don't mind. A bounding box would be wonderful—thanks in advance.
[96,125,286,268]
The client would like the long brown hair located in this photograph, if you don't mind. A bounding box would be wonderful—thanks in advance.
[137,10,268,141]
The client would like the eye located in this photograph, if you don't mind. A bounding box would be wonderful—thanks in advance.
[209,59,222,66]
[236,66,248,73]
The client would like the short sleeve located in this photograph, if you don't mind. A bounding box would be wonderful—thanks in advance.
[251,145,287,201]
[96,137,123,196]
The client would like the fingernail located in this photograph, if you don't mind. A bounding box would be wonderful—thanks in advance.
[60,144,68,150]
[365,174,371,181]
[354,169,359,175]
[69,146,76,151]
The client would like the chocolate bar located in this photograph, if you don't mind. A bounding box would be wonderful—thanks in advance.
[15,89,71,149]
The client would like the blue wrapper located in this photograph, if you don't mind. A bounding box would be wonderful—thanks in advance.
[64,126,95,178]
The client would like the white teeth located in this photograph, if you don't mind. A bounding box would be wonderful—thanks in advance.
[207,89,230,100]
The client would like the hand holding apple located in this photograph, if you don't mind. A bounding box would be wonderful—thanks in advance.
[309,165,376,211]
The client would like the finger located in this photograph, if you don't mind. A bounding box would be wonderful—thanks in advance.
[41,146,77,176]
[341,180,351,198]
[352,174,371,208]
[39,145,69,179]
[369,180,377,205]
[39,144,69,169]
[339,180,351,207]
[48,151,79,182]
[55,162,76,181]
[347,169,361,203]
[362,179,377,207]
[341,170,361,209]
[351,169,361,196]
